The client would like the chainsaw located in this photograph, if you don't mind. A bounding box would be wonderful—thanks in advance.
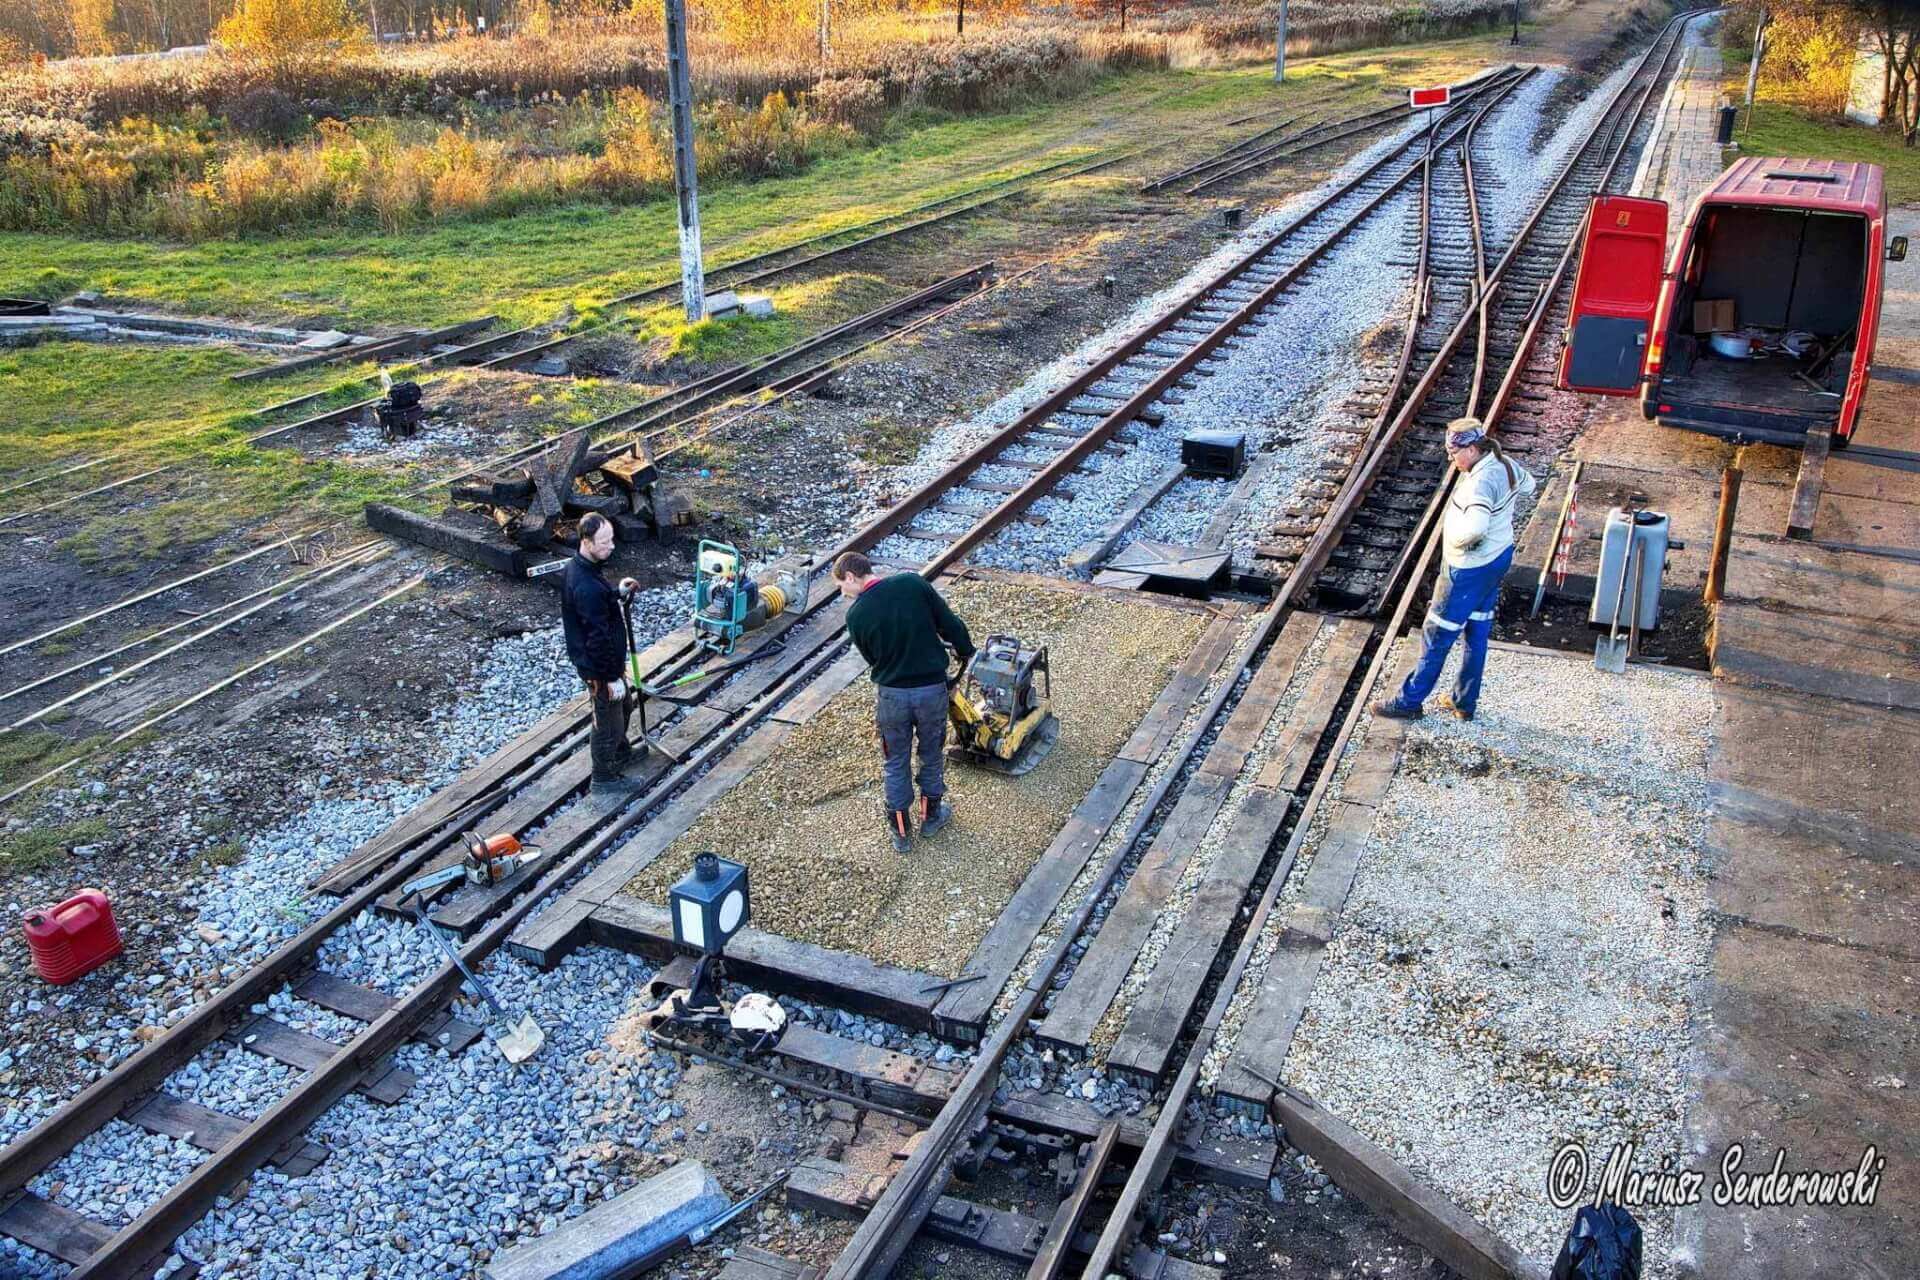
[947,633,1060,777]
[399,832,545,899]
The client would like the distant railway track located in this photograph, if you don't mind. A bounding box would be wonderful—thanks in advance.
[824,13,1702,1279]
[0,19,1703,1272]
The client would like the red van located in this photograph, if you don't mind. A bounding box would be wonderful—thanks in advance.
[1558,157,1907,447]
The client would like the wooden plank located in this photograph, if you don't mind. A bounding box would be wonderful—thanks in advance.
[1254,621,1370,793]
[0,1191,113,1265]
[1035,772,1234,1053]
[720,1246,820,1280]
[1712,602,1920,712]
[1214,799,1378,1112]
[1787,425,1831,540]
[589,894,946,1029]
[1721,531,1920,619]
[1106,786,1293,1085]
[1195,612,1322,781]
[1270,1086,1534,1280]
[366,502,530,577]
[1028,1120,1119,1279]
[1062,463,1187,578]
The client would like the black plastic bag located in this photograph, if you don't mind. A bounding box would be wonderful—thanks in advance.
[1550,1204,1643,1280]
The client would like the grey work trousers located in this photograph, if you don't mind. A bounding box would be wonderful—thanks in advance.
[876,682,948,813]
[588,680,632,782]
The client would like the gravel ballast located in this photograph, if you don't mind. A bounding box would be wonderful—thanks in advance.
[1230,642,1715,1276]
[625,578,1207,978]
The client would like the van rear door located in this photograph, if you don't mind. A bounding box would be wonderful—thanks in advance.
[1558,195,1669,395]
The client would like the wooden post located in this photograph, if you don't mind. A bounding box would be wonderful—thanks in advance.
[957,0,964,36]
[818,0,830,62]
[663,0,705,324]
[1273,0,1287,81]
[1704,464,1742,604]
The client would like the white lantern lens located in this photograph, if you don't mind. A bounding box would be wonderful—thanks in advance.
[717,889,744,935]
[676,898,707,950]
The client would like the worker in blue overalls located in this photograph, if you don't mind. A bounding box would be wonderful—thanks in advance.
[1372,418,1536,723]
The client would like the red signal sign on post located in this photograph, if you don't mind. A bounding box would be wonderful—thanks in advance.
[1409,86,1452,109]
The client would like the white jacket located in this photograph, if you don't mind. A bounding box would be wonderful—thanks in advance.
[1443,450,1536,569]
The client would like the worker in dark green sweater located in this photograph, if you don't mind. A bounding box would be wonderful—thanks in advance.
[833,551,976,854]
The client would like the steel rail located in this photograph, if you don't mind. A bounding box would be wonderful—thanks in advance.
[1076,15,1705,1274]
[816,68,1513,1280]
[1291,15,1693,610]
[0,542,388,731]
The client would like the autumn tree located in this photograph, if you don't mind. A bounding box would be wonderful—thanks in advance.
[214,0,368,67]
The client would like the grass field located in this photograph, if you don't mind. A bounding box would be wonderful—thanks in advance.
[0,30,1514,564]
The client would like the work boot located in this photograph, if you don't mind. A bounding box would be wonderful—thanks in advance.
[886,809,913,855]
[919,795,953,838]
[1368,698,1424,721]
[1438,693,1474,722]
[591,769,641,795]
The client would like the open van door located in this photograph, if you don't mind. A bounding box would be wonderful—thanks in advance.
[1558,195,1669,395]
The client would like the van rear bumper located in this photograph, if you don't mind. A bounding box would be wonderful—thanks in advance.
[1653,411,1843,448]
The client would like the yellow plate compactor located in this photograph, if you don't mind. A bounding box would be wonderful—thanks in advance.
[947,633,1059,776]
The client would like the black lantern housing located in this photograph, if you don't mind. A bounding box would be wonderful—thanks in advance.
[669,852,750,957]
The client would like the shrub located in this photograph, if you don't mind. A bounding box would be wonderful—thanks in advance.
[213,0,370,72]
[226,85,308,140]
[810,75,886,131]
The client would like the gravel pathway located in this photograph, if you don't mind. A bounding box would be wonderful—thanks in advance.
[1225,643,1715,1276]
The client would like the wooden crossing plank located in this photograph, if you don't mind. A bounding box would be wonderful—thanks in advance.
[1271,1086,1533,1280]
[1195,613,1322,780]
[507,720,799,969]
[934,608,1248,1040]
[933,761,1147,1042]
[1034,771,1233,1052]
[1787,425,1831,540]
[1254,621,1370,793]
[1062,463,1187,578]
[1106,786,1294,1085]
[1215,798,1380,1113]
[588,895,946,1030]
[0,1191,113,1265]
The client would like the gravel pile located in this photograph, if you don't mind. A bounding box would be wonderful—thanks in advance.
[1240,643,1714,1275]
[335,417,483,462]
[625,579,1206,978]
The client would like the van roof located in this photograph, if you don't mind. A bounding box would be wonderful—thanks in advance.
[1705,157,1885,216]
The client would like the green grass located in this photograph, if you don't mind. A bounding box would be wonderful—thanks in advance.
[0,816,109,882]
[1724,102,1920,204]
[0,730,108,794]
[0,32,1515,562]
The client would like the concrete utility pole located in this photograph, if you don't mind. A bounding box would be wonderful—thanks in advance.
[1743,7,1769,135]
[663,0,705,323]
[1273,0,1287,81]
[818,0,830,61]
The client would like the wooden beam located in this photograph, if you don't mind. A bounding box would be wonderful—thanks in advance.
[366,502,530,577]
[1787,426,1831,541]
[229,317,495,382]
[1270,1086,1535,1280]
[1062,463,1187,578]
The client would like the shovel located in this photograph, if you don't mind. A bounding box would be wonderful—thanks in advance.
[621,587,682,763]
[1594,538,1639,674]
[407,896,545,1064]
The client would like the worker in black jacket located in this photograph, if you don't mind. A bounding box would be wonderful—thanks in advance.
[561,514,638,790]
[833,551,975,854]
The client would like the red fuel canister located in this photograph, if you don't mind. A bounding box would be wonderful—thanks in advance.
[24,889,122,985]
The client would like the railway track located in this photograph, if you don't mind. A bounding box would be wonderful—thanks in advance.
[0,17,1702,1275]
[824,13,1702,1280]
